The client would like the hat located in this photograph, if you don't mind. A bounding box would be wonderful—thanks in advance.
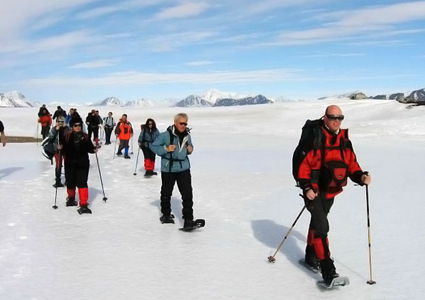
[69,118,82,127]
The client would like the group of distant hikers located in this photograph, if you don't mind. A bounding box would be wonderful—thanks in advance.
[38,106,197,229]
[3,103,373,287]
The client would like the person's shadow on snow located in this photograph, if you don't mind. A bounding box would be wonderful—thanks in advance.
[251,219,319,280]
[0,167,24,180]
[150,198,184,224]
[88,187,103,204]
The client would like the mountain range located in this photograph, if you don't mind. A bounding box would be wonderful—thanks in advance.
[2,87,424,108]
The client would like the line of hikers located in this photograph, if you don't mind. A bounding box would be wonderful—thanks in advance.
[42,110,196,228]
[38,104,373,284]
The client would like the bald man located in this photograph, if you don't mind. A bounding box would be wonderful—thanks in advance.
[297,105,371,286]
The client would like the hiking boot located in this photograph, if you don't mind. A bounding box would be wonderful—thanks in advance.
[152,171,158,176]
[124,155,131,159]
[66,197,78,206]
[116,151,122,156]
[53,182,65,188]
[78,205,92,214]
[320,257,339,285]
[160,214,175,224]
[183,219,196,229]
[305,245,320,271]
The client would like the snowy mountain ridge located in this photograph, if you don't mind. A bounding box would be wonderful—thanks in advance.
[0,91,34,107]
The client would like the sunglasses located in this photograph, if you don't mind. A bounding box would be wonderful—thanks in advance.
[179,122,188,126]
[73,123,82,127]
[326,114,344,121]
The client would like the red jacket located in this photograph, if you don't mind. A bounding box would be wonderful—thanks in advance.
[39,115,52,127]
[298,126,364,199]
[115,121,133,140]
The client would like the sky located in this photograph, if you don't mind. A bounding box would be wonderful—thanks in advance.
[0,0,425,103]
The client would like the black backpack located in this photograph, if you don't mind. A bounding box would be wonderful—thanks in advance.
[292,119,324,186]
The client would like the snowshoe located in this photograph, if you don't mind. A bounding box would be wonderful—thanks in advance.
[179,219,205,232]
[66,198,78,207]
[160,214,175,224]
[77,206,92,214]
[317,276,350,289]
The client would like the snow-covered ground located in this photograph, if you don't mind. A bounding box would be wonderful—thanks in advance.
[0,100,424,300]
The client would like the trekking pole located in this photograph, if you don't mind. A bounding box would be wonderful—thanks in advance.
[95,152,108,201]
[52,185,58,209]
[268,202,306,263]
[131,137,134,154]
[36,122,40,146]
[365,184,376,285]
[133,146,141,175]
[113,137,118,159]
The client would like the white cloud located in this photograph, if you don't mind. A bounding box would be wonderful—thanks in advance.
[75,0,166,19]
[0,0,96,39]
[185,60,216,66]
[24,68,299,88]
[69,59,120,69]
[300,52,366,58]
[142,31,217,52]
[154,2,209,20]
[0,30,100,55]
[275,2,425,45]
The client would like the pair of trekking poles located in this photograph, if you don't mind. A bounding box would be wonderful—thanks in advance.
[268,186,376,285]
[52,152,108,209]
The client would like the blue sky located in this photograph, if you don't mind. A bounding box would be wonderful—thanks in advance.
[1,0,425,103]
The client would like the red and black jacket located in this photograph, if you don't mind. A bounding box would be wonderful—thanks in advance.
[298,126,365,199]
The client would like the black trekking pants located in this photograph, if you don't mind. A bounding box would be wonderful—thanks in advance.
[160,169,193,221]
[88,126,99,141]
[65,162,89,189]
[104,127,113,144]
[141,145,155,161]
[305,194,334,238]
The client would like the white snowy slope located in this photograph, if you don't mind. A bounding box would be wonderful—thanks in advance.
[0,91,34,107]
[0,100,424,300]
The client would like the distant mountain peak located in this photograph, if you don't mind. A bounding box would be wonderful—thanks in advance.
[0,91,34,107]
[96,97,122,106]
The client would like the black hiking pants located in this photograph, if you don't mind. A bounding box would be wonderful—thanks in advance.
[160,169,193,221]
[304,194,334,238]
[65,161,89,189]
[88,126,99,141]
[141,145,155,161]
[104,127,113,144]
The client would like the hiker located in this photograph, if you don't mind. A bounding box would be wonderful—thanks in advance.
[115,114,133,159]
[103,112,116,145]
[48,116,69,187]
[138,118,160,176]
[38,108,52,140]
[52,106,67,121]
[86,109,101,146]
[151,113,198,229]
[0,120,7,147]
[60,119,96,214]
[295,105,371,286]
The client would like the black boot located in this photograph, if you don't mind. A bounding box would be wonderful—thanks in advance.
[116,151,122,156]
[66,197,78,206]
[305,245,320,271]
[78,205,92,214]
[183,218,196,229]
[160,214,175,224]
[320,258,339,285]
